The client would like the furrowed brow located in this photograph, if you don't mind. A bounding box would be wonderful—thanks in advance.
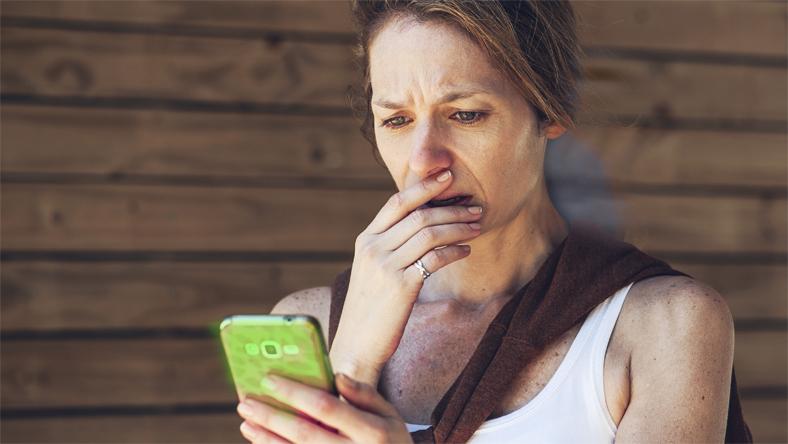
[372,90,486,110]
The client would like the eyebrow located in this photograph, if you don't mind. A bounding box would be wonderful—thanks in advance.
[372,90,488,110]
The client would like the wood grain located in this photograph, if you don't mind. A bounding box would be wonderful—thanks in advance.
[618,192,785,254]
[733,330,788,395]
[674,263,787,322]
[738,398,788,444]
[1,412,246,443]
[0,26,361,108]
[1,332,782,408]
[575,1,787,58]
[3,105,786,187]
[2,184,785,253]
[1,2,784,444]
[0,0,355,34]
[3,400,782,443]
[1,261,783,332]
[0,184,385,252]
[0,261,349,331]
[0,106,384,180]
[572,125,787,188]
[3,1,784,57]
[1,27,785,121]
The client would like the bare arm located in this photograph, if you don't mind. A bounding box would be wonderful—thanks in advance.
[616,277,735,443]
[270,286,332,343]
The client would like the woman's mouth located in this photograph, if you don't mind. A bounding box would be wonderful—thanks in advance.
[425,195,473,208]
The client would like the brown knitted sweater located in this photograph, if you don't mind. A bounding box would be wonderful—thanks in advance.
[328,223,752,443]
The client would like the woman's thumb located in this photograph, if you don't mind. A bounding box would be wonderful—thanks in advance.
[335,373,398,418]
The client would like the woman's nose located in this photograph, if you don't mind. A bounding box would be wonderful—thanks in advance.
[407,123,452,178]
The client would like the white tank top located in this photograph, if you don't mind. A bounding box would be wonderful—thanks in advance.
[405,281,634,443]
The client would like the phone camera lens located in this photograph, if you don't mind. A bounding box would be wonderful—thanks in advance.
[260,340,282,358]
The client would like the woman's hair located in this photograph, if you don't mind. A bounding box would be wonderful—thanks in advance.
[347,0,585,164]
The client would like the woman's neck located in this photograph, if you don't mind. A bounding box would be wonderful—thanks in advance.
[416,188,568,310]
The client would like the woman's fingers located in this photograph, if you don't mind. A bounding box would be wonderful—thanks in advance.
[335,373,400,419]
[365,170,453,235]
[237,396,347,444]
[239,420,290,444]
[407,244,474,281]
[334,374,413,443]
[237,374,412,444]
[377,204,483,252]
[359,169,482,275]
[249,374,384,442]
[389,221,480,271]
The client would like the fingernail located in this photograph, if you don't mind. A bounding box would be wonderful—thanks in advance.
[261,375,277,391]
[469,223,481,230]
[436,170,451,182]
[467,206,482,214]
[240,422,257,438]
[237,402,253,417]
[338,373,358,388]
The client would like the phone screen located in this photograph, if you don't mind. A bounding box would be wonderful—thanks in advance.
[219,314,337,416]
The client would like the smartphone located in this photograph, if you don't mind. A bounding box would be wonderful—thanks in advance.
[219,314,337,417]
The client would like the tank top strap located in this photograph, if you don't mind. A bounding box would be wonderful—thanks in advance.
[592,281,634,349]
[587,281,635,433]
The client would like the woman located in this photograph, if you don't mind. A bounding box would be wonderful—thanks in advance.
[235,1,746,442]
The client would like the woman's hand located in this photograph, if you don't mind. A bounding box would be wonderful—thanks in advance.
[237,373,413,444]
[329,169,483,385]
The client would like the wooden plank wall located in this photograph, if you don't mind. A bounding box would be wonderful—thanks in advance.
[1,1,785,442]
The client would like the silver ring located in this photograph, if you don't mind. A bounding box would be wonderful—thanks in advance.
[413,258,432,280]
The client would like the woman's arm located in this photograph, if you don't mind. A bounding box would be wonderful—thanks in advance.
[616,276,735,443]
[270,286,332,341]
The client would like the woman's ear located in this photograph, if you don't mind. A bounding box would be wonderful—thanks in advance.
[540,120,567,140]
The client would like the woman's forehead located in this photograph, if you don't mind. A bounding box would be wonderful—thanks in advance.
[369,62,510,108]
[370,18,490,70]
[369,21,507,103]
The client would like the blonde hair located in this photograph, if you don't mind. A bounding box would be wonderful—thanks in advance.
[347,0,585,163]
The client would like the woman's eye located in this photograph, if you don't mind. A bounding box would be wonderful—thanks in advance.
[381,116,409,128]
[380,111,487,129]
[454,111,486,124]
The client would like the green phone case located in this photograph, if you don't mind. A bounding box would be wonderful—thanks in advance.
[219,314,337,415]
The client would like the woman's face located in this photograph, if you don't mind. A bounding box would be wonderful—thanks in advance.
[368,16,564,230]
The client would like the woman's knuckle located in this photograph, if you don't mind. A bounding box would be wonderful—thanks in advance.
[313,393,335,416]
[252,432,267,444]
[380,254,400,272]
[363,419,388,443]
[402,264,418,281]
[417,227,437,244]
[354,233,368,249]
[293,421,312,443]
[245,411,265,430]
[388,192,404,209]
[359,241,379,259]
[411,209,429,226]
[432,246,448,263]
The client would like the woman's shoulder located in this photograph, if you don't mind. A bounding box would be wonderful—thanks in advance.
[618,275,734,359]
[623,275,733,327]
[612,276,735,437]
[271,286,333,342]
